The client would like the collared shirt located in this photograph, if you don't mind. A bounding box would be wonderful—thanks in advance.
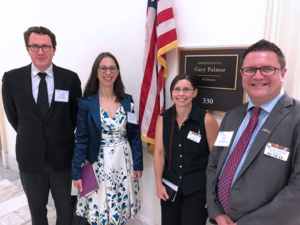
[220,88,285,187]
[161,104,209,195]
[31,63,54,106]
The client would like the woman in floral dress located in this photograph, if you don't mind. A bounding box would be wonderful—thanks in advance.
[72,52,143,225]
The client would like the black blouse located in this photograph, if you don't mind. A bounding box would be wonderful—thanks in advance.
[161,104,209,195]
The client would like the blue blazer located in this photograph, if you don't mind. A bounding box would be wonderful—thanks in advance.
[72,92,143,180]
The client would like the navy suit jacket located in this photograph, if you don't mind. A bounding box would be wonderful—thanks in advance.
[72,91,143,180]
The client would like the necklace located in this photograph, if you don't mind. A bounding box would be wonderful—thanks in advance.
[99,95,115,102]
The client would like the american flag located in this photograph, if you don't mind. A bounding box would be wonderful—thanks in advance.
[139,0,177,155]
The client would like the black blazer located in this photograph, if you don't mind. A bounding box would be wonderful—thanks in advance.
[2,64,82,173]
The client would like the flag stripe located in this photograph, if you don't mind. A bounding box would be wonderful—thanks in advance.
[157,7,174,25]
[157,29,177,51]
[146,92,160,139]
[139,17,157,124]
[141,57,157,136]
[157,0,172,14]
[157,18,176,37]
[142,8,157,73]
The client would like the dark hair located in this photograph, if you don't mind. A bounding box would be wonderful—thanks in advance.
[169,74,196,99]
[168,74,196,169]
[83,52,125,102]
[241,39,286,69]
[24,26,57,49]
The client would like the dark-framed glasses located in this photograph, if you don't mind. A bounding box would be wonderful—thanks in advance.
[173,87,194,93]
[28,45,53,52]
[241,66,281,76]
[97,66,118,73]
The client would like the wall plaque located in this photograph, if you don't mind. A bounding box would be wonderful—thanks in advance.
[179,47,247,113]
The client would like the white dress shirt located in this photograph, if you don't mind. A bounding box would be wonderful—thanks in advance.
[31,63,54,106]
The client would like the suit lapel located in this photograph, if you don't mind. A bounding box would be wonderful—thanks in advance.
[19,64,44,120]
[234,93,292,182]
[121,96,130,114]
[216,104,248,179]
[45,64,64,122]
[88,92,101,131]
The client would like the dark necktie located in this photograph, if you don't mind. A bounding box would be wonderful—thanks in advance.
[217,107,262,213]
[37,72,49,119]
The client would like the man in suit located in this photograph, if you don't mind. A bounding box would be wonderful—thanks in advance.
[2,26,82,225]
[206,39,300,225]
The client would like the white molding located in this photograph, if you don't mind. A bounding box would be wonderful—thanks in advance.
[264,0,281,42]
[0,86,9,168]
[6,153,19,173]
[132,215,158,225]
[1,150,8,169]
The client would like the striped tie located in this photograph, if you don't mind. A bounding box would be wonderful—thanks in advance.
[217,107,262,213]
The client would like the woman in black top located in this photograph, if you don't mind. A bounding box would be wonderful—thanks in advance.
[154,74,219,225]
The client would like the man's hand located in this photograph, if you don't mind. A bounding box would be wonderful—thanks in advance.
[134,171,143,180]
[74,179,83,192]
[215,214,234,225]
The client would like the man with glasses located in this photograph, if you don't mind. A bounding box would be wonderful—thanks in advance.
[206,39,300,224]
[2,26,82,225]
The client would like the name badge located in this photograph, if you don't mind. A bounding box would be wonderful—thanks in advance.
[187,130,201,143]
[264,142,290,161]
[214,131,234,147]
[127,112,138,124]
[54,89,69,102]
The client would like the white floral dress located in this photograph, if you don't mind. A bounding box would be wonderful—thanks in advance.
[76,105,141,225]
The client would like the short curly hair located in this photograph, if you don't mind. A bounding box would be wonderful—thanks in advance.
[24,26,57,49]
[241,39,286,69]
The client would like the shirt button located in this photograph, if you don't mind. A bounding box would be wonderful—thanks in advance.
[180,155,182,157]
[179,176,182,179]
[179,165,182,168]
[179,144,181,147]
[182,123,184,126]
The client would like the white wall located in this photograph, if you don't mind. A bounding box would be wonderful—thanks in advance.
[0,0,269,224]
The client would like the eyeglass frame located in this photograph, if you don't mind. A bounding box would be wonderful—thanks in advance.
[27,45,53,52]
[240,66,282,76]
[172,87,195,93]
[97,66,119,73]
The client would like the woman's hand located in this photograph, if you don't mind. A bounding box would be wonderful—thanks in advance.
[156,184,169,201]
[134,171,143,180]
[74,179,83,192]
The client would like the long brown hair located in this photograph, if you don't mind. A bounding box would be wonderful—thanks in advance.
[83,52,125,102]
[168,74,196,169]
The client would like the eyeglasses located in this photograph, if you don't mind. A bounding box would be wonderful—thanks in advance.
[173,88,195,93]
[27,45,53,52]
[97,66,118,73]
[241,66,281,76]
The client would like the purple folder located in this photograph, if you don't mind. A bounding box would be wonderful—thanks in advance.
[80,163,99,197]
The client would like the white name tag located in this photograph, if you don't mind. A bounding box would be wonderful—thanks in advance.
[187,130,201,143]
[127,112,138,124]
[54,89,69,102]
[214,131,234,147]
[264,142,290,161]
